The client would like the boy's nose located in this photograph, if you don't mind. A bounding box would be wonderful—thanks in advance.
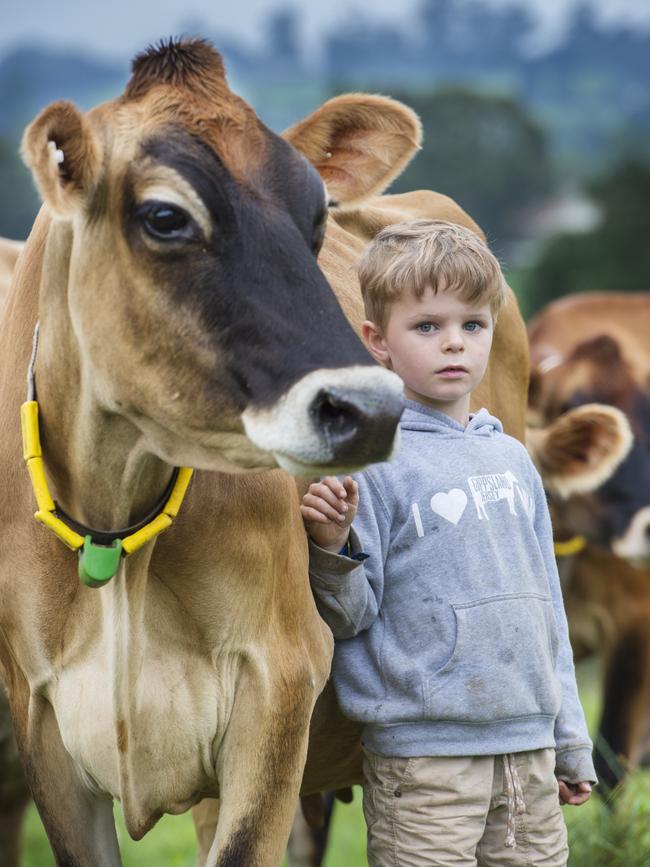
[442,331,465,351]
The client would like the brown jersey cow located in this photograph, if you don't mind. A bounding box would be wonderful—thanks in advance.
[527,291,650,793]
[0,39,527,867]
[528,291,650,564]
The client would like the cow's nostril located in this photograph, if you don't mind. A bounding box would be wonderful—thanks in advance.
[309,386,402,465]
[312,390,361,442]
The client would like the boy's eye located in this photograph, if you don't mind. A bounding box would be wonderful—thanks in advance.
[416,322,436,333]
[464,321,483,332]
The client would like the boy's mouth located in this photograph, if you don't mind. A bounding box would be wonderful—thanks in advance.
[436,365,468,377]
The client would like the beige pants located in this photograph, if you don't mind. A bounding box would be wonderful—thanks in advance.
[362,748,568,866]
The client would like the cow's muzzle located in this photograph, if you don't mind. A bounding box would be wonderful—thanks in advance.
[242,365,404,475]
[612,505,650,568]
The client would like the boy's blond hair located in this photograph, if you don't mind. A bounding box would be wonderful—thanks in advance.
[358,219,508,330]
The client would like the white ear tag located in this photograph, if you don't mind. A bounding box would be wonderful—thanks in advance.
[48,140,65,165]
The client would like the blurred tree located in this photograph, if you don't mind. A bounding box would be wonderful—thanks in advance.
[266,7,300,67]
[387,86,552,250]
[0,47,125,138]
[524,160,650,315]
[0,137,39,240]
[418,0,533,75]
[324,15,413,84]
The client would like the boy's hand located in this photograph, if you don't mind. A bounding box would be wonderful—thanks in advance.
[558,780,592,806]
[300,476,359,554]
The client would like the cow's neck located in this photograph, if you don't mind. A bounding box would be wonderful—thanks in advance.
[35,249,173,532]
[34,355,171,820]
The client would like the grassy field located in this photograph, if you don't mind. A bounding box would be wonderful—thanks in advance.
[20,658,650,866]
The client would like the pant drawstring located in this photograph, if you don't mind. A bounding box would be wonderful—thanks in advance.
[503,753,526,848]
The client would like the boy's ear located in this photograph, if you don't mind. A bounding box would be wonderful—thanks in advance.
[362,320,391,367]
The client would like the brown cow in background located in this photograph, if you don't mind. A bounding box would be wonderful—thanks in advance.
[527,291,650,793]
[528,292,650,565]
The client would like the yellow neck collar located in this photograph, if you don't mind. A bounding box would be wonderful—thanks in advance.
[21,383,192,586]
[553,535,587,557]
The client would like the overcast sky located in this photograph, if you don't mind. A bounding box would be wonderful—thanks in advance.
[2,0,650,63]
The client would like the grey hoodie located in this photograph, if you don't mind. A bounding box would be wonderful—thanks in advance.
[309,400,596,784]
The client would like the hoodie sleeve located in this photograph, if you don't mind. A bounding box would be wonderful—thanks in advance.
[529,462,597,784]
[308,470,392,640]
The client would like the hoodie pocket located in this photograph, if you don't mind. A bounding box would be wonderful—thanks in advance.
[423,594,561,722]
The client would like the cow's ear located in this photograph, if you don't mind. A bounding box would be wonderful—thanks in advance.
[526,404,633,498]
[22,101,101,217]
[282,94,422,207]
[527,368,544,416]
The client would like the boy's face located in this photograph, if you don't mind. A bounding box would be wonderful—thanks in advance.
[363,286,494,420]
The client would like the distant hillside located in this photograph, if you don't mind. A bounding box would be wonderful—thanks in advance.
[2,1,649,168]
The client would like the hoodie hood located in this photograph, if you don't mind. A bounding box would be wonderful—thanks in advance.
[400,399,503,437]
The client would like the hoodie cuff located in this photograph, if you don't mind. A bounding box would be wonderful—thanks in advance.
[555,746,598,785]
[308,528,366,585]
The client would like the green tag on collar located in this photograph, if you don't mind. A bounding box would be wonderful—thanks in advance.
[78,536,123,588]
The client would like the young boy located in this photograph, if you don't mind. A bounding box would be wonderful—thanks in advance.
[301,220,595,866]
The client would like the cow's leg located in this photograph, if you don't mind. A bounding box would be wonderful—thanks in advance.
[0,688,31,867]
[195,796,336,867]
[0,797,29,867]
[205,667,316,867]
[193,798,220,867]
[11,689,122,866]
[594,626,650,796]
[287,792,338,867]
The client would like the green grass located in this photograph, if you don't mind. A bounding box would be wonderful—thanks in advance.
[23,805,199,867]
[565,774,650,867]
[20,658,650,865]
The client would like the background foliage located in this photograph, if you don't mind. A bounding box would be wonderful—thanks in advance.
[1,0,650,319]
[521,160,650,314]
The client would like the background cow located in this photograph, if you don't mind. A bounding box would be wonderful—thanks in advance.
[528,291,650,565]
[527,291,650,793]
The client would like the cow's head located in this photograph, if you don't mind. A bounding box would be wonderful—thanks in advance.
[21,39,423,475]
[528,334,650,565]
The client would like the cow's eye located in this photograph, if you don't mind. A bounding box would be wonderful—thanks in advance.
[312,221,326,255]
[312,211,327,255]
[138,201,194,240]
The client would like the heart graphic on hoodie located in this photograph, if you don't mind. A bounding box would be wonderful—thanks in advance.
[430,489,468,525]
